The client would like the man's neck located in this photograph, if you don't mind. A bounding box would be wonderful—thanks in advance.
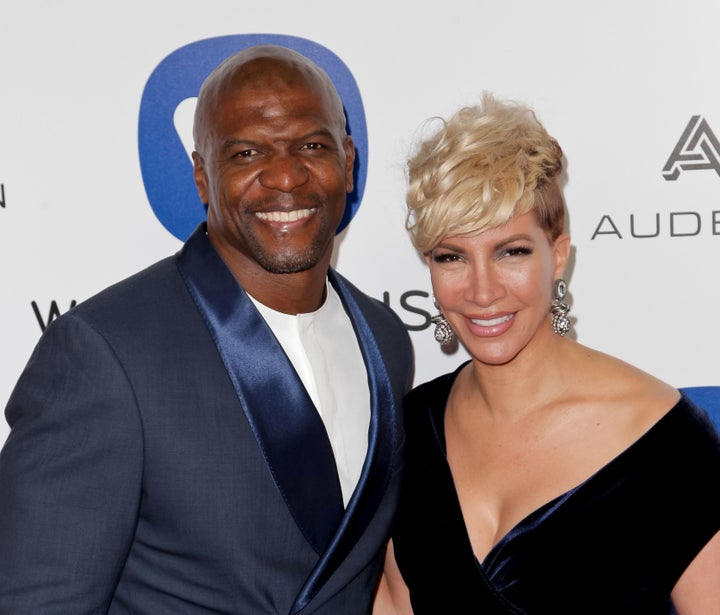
[244,270,329,315]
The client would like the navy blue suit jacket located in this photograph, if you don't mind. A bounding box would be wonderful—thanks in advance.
[0,226,414,614]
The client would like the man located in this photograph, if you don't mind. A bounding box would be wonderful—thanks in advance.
[0,45,413,614]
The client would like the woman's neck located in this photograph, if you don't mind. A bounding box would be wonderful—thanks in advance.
[460,333,577,423]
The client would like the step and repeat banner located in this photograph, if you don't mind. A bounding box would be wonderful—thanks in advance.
[2,0,719,445]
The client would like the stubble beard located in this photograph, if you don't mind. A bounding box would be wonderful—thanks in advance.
[244,197,336,275]
[254,240,329,274]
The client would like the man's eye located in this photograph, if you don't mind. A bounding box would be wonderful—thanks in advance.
[301,142,324,150]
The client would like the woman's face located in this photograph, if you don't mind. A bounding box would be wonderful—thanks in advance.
[427,212,570,367]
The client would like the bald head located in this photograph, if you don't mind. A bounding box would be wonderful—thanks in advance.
[193,45,347,155]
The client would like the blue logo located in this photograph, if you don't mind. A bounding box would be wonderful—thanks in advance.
[138,35,368,241]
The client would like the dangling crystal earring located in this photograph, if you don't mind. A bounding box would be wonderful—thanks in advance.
[551,279,571,336]
[431,297,455,345]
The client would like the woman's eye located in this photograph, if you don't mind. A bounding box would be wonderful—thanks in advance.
[432,252,462,264]
[501,246,532,258]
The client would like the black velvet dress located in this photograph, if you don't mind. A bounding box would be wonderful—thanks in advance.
[392,364,720,614]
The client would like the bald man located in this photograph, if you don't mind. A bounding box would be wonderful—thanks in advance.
[0,45,413,614]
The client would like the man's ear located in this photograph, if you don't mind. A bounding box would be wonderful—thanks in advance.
[192,151,209,204]
[343,136,355,194]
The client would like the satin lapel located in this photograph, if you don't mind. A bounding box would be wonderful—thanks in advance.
[292,270,399,614]
[175,225,344,555]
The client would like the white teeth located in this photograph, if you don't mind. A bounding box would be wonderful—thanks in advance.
[255,209,313,222]
[471,314,513,327]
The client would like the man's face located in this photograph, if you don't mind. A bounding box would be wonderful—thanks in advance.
[193,71,355,276]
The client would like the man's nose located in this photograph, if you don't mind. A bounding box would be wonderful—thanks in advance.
[259,154,310,192]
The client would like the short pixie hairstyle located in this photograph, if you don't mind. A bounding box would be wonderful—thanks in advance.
[406,93,566,253]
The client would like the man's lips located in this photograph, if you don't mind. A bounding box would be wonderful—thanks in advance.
[254,208,316,223]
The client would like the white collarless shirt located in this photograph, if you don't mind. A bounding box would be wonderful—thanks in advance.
[249,282,370,507]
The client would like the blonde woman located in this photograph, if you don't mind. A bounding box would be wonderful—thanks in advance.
[376,95,720,614]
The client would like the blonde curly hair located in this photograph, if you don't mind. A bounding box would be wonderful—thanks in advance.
[406,93,565,253]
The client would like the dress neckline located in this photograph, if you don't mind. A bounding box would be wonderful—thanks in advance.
[427,361,687,569]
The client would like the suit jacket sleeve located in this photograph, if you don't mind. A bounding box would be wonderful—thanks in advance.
[0,313,143,613]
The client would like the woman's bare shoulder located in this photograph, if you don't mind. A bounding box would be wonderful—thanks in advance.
[566,344,680,430]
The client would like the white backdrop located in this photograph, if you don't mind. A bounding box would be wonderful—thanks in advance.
[2,0,720,447]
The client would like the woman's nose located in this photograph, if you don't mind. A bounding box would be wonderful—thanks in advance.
[466,264,506,306]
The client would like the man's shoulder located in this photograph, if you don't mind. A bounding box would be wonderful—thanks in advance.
[330,269,401,326]
[76,256,179,309]
[63,255,191,335]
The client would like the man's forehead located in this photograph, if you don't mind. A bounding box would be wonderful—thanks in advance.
[195,48,346,149]
[223,57,327,96]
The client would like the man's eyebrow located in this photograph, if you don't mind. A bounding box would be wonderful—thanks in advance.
[218,138,260,154]
[299,128,335,141]
[217,129,336,154]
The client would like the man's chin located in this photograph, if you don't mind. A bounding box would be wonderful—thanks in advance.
[258,253,321,275]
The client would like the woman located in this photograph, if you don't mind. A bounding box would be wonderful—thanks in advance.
[376,95,720,614]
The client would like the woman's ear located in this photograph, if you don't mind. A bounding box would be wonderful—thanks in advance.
[553,234,571,279]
